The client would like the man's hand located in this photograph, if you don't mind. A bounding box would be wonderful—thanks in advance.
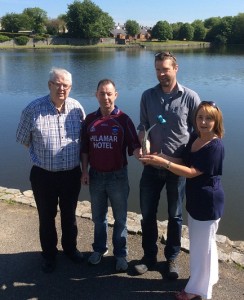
[133,148,142,160]
[81,170,89,185]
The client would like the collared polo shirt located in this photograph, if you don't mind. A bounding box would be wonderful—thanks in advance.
[137,83,201,157]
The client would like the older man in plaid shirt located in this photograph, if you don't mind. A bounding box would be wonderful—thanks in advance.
[16,67,86,273]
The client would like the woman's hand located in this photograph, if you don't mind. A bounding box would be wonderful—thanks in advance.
[139,154,167,167]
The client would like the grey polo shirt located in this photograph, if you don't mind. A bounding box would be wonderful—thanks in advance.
[137,83,201,158]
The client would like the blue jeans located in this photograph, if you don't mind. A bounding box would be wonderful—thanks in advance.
[89,166,129,257]
[140,165,185,261]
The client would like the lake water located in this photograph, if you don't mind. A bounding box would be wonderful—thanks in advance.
[0,46,243,241]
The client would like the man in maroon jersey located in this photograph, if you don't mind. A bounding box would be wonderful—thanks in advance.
[81,79,141,272]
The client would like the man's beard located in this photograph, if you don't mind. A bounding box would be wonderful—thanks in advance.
[160,77,170,87]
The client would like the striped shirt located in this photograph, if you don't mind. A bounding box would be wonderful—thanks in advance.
[16,94,86,171]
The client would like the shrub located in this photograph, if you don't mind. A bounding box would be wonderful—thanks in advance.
[0,35,11,43]
[15,36,29,45]
[33,35,45,42]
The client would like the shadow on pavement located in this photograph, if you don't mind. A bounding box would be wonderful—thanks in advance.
[0,251,188,300]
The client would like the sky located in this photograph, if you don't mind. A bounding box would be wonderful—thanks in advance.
[1,0,244,27]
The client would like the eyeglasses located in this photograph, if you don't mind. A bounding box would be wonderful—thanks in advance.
[50,81,71,90]
[155,52,176,61]
[201,101,219,110]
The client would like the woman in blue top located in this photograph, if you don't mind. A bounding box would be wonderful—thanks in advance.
[140,101,224,300]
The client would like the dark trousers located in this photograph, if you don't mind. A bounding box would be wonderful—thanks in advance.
[140,165,185,261]
[30,165,81,260]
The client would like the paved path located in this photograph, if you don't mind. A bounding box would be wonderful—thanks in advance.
[0,201,243,300]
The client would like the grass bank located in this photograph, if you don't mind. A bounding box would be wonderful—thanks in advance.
[0,40,210,50]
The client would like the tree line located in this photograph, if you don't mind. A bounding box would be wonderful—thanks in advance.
[1,0,244,45]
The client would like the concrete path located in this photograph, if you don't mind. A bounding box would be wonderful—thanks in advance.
[0,201,243,300]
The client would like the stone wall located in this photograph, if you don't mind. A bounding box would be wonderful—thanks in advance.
[0,186,243,267]
[0,37,116,47]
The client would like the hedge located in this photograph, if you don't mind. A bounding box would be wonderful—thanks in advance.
[15,36,29,45]
[0,35,11,43]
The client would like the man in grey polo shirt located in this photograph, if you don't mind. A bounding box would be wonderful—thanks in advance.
[135,52,201,279]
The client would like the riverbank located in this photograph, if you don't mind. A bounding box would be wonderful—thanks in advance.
[0,186,243,268]
[0,186,244,300]
[0,37,210,50]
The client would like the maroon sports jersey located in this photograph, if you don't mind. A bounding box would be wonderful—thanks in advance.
[81,106,140,172]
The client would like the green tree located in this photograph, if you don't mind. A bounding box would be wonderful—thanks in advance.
[125,20,140,37]
[1,13,29,32]
[232,13,244,44]
[205,24,219,42]
[178,23,194,40]
[191,20,206,41]
[221,16,234,43]
[213,34,227,46]
[205,16,234,44]
[66,0,114,39]
[22,7,48,33]
[171,22,183,40]
[151,21,172,41]
[204,17,221,29]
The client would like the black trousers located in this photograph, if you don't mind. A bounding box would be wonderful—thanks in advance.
[30,165,81,260]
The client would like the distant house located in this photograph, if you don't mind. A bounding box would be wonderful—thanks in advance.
[110,23,152,42]
[137,26,152,40]
[110,23,126,39]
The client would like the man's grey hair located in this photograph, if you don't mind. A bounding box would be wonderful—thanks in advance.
[49,67,72,84]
